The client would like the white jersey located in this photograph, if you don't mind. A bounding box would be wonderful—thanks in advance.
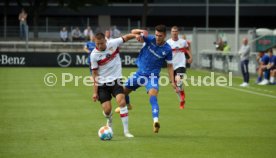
[90,38,124,84]
[105,37,113,42]
[166,38,189,70]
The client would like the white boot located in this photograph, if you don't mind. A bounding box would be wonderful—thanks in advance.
[240,82,249,87]
[258,79,269,85]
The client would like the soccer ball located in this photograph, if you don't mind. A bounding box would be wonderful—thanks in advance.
[98,126,113,140]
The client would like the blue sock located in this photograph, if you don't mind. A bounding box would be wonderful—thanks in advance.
[257,76,262,82]
[150,96,159,119]
[264,70,269,80]
[125,95,130,105]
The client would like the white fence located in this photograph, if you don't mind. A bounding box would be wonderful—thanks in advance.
[199,50,258,74]
[190,27,258,74]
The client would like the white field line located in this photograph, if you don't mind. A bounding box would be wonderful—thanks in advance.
[200,70,274,93]
[160,72,276,99]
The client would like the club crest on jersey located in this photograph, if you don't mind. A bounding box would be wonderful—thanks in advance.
[106,54,111,59]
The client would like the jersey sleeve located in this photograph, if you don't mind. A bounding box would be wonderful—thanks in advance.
[261,56,265,63]
[273,56,276,65]
[90,53,98,70]
[143,35,155,44]
[183,40,189,48]
[166,49,173,64]
[262,56,269,64]
[108,37,124,48]
[84,43,88,49]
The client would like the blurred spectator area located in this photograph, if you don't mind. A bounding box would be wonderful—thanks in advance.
[0,39,143,53]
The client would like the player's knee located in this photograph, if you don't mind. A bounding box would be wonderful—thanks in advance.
[116,94,126,107]
[148,89,158,96]
[118,99,126,107]
[102,102,112,115]
[103,108,111,116]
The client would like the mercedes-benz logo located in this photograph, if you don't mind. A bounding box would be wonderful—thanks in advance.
[57,53,72,67]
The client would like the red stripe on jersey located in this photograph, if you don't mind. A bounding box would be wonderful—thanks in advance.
[97,48,119,66]
[172,48,189,54]
[120,113,128,117]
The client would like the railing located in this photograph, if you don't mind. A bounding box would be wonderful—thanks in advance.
[199,49,258,74]
[0,25,193,40]
[0,40,143,53]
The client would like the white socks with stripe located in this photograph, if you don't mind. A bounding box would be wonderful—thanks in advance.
[120,106,129,133]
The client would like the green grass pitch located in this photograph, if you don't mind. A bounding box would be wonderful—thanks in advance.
[0,68,276,158]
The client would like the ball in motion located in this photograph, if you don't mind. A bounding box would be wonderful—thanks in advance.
[98,126,113,140]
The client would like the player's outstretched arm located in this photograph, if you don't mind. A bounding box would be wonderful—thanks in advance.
[131,29,148,36]
[131,29,143,34]
[92,70,99,102]
[131,29,148,43]
[121,33,137,43]
[83,46,90,53]
[187,50,193,64]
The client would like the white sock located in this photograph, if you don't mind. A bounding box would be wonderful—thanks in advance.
[270,77,274,83]
[103,111,112,127]
[176,81,183,90]
[176,82,183,101]
[153,117,159,123]
[102,111,112,117]
[120,106,129,133]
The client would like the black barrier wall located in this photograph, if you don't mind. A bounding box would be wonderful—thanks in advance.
[0,52,139,67]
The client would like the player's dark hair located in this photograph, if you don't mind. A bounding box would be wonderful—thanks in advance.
[155,25,166,33]
[95,32,105,40]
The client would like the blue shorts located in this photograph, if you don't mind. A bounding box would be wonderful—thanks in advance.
[125,72,159,92]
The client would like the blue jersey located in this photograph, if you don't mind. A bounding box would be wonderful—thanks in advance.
[136,35,172,76]
[261,54,270,65]
[269,55,276,65]
[85,41,96,63]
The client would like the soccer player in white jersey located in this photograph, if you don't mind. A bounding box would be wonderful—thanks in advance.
[167,26,193,109]
[105,29,113,42]
[90,32,137,138]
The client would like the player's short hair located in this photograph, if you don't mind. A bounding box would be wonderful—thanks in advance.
[155,25,166,33]
[171,26,179,31]
[95,32,105,40]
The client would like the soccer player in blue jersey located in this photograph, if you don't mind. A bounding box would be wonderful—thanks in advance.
[257,51,270,85]
[266,49,276,84]
[116,25,177,133]
[269,56,276,84]
[83,35,96,79]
